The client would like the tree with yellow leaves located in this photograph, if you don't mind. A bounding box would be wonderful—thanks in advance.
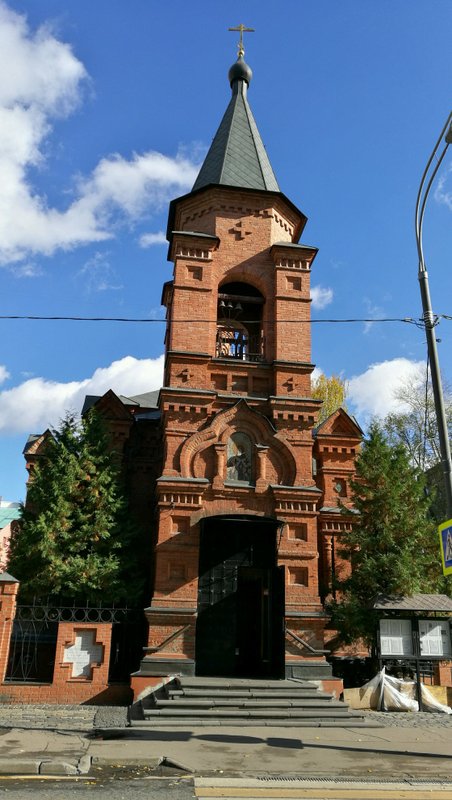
[312,373,348,424]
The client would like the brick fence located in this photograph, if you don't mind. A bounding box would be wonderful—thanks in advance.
[0,573,132,705]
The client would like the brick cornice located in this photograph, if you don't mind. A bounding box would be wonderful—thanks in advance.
[166,352,212,361]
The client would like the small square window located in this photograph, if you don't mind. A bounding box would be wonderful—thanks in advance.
[334,478,347,497]
[287,275,302,291]
[187,266,202,281]
[172,517,189,535]
[288,567,308,586]
[288,524,308,541]
[211,373,227,391]
[231,375,248,393]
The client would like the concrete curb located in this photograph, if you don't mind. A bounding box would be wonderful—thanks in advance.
[90,754,193,772]
[91,755,161,768]
[159,755,194,773]
[0,755,92,776]
[194,777,452,790]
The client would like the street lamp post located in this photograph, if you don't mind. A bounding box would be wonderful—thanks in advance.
[415,112,452,520]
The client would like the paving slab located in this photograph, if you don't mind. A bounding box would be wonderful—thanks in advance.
[0,726,90,775]
[0,711,452,779]
[86,723,452,779]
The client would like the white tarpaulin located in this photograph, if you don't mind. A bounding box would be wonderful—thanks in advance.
[361,667,452,713]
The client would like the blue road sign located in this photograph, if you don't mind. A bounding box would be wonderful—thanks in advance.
[438,519,452,576]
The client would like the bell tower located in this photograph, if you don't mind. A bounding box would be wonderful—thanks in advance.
[134,40,353,686]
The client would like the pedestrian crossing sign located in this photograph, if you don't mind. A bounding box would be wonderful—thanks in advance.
[439,519,452,576]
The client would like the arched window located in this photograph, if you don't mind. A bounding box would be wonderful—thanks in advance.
[226,432,254,483]
[216,282,264,362]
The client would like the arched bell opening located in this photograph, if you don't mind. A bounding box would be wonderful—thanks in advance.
[195,514,285,678]
[216,282,265,362]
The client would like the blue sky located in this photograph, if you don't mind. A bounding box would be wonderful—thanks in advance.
[1,0,452,501]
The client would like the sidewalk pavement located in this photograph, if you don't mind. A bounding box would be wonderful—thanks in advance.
[0,709,452,779]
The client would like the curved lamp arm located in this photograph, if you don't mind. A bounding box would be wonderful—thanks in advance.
[416,112,452,270]
[414,112,452,519]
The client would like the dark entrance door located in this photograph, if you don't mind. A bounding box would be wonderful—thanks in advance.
[195,515,285,678]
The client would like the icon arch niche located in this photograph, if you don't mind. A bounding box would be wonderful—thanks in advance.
[179,399,298,487]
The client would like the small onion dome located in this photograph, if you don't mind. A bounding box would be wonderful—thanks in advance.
[228,55,252,87]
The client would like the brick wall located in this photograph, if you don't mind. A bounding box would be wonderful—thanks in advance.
[0,576,19,684]
[0,577,131,704]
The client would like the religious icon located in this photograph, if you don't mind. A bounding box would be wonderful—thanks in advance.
[227,433,253,482]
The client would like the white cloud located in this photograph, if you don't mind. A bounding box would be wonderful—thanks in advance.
[148,305,166,319]
[77,251,122,293]
[348,358,425,419]
[310,285,333,309]
[0,365,10,385]
[0,354,164,434]
[434,166,452,210]
[0,4,85,112]
[9,262,43,278]
[139,231,167,248]
[0,3,198,266]
[363,299,385,334]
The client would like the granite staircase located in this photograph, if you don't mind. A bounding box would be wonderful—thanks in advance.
[134,676,379,727]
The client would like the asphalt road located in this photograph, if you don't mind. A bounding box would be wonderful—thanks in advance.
[0,775,196,799]
[2,777,452,800]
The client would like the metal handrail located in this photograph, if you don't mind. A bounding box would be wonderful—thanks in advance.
[286,627,330,656]
[146,624,190,654]
[215,327,264,362]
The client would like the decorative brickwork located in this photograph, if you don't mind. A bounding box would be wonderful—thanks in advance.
[62,629,104,679]
[0,581,131,704]
[0,575,19,684]
[134,167,361,683]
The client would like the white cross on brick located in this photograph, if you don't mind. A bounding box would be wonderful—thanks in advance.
[63,630,103,678]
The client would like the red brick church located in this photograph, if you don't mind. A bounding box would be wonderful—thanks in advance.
[27,45,363,690]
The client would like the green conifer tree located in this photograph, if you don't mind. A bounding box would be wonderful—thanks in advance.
[329,421,442,644]
[9,412,140,603]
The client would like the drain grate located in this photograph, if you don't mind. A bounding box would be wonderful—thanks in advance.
[256,775,452,785]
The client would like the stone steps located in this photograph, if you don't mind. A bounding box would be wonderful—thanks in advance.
[168,689,333,700]
[136,676,379,728]
[158,698,346,708]
[178,678,315,689]
[136,717,381,728]
[147,707,357,718]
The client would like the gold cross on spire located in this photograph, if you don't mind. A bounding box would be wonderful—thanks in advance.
[228,23,254,58]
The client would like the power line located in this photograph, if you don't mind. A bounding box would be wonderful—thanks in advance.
[0,314,425,325]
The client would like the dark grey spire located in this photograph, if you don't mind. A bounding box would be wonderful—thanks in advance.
[192,55,280,193]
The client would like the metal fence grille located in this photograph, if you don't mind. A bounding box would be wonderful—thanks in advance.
[5,599,144,683]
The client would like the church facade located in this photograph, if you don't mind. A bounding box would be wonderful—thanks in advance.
[140,64,361,682]
[129,49,360,687]
[27,47,363,690]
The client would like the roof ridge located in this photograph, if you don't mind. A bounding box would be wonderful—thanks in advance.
[219,88,239,186]
[242,90,265,187]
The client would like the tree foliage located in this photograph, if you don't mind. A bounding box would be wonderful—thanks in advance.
[312,373,348,424]
[382,374,452,471]
[382,374,452,521]
[329,422,443,644]
[9,412,140,603]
